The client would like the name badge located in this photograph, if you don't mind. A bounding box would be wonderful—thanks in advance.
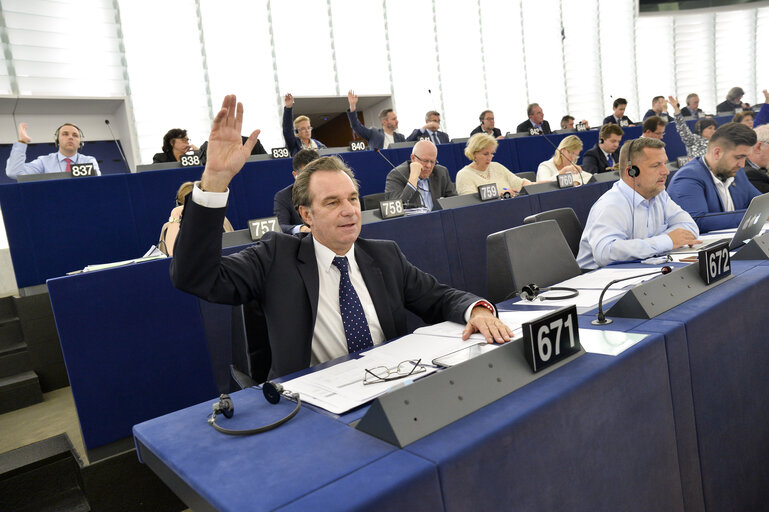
[179,154,201,167]
[478,183,499,201]
[379,199,404,219]
[70,163,95,177]
[698,240,731,285]
[271,147,290,159]
[522,305,581,372]
[529,128,543,136]
[576,122,587,132]
[248,216,280,241]
[619,119,629,127]
[557,173,575,188]
[349,141,367,152]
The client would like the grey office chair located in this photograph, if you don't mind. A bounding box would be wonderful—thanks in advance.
[486,220,581,303]
[363,192,387,210]
[523,207,583,258]
[516,171,536,182]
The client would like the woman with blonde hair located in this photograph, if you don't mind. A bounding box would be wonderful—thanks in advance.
[282,93,327,155]
[536,135,592,185]
[456,133,532,196]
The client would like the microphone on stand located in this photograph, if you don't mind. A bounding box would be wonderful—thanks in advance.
[373,148,397,169]
[592,265,673,325]
[105,119,131,173]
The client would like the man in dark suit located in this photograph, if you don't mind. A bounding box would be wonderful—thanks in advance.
[384,140,456,211]
[516,103,552,135]
[406,110,450,144]
[172,95,512,379]
[346,90,405,149]
[602,98,634,127]
[643,96,672,122]
[273,149,319,234]
[582,124,623,174]
[470,110,502,138]
[668,122,760,233]
[716,86,750,114]
[745,124,769,193]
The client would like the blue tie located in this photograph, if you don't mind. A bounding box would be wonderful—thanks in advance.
[331,256,373,353]
[607,154,614,168]
[417,178,433,210]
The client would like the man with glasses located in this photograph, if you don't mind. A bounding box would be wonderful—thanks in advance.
[744,125,769,193]
[384,139,456,211]
[406,111,450,144]
[642,116,668,140]
[471,110,503,139]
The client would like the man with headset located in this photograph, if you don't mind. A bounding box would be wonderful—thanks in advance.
[5,121,100,179]
[577,137,700,269]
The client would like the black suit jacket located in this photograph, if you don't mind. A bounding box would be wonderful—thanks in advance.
[745,161,769,194]
[602,115,633,127]
[516,120,552,135]
[405,128,450,144]
[581,144,619,174]
[384,161,456,210]
[171,200,479,379]
[273,184,304,233]
[470,125,501,138]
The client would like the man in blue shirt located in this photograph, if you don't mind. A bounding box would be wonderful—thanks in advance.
[577,137,700,269]
[6,122,100,179]
[667,122,760,233]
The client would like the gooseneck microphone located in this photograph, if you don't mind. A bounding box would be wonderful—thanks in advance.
[592,265,673,325]
[105,119,131,173]
[373,148,397,169]
[540,132,578,169]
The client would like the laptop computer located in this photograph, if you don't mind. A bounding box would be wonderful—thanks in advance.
[671,192,769,253]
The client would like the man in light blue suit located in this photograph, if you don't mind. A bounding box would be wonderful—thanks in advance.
[667,122,760,233]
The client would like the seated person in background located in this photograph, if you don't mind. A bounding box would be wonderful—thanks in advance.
[560,116,590,130]
[642,116,668,140]
[171,95,512,379]
[603,98,635,127]
[384,140,456,211]
[199,134,266,164]
[6,122,101,179]
[470,110,503,138]
[716,86,750,113]
[680,93,704,118]
[456,133,532,195]
[733,111,755,128]
[282,93,327,155]
[406,110,450,144]
[536,135,593,185]
[516,103,552,135]
[346,90,404,149]
[274,149,319,234]
[643,96,672,122]
[577,137,700,269]
[153,128,199,163]
[582,124,623,174]
[669,95,717,158]
[743,125,769,193]
[159,181,234,256]
[668,122,759,232]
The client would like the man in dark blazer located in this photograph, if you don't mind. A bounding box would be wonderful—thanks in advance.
[406,110,450,144]
[602,98,634,127]
[582,124,624,174]
[172,95,512,379]
[273,149,319,234]
[470,110,502,138]
[346,90,405,149]
[745,124,769,193]
[668,122,760,233]
[643,96,673,122]
[516,103,552,135]
[384,140,456,211]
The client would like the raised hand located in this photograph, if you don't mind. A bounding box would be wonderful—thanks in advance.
[200,95,260,193]
[347,90,358,111]
[284,93,294,108]
[668,95,681,114]
[17,122,31,143]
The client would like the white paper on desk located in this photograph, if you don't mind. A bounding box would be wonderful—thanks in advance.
[579,329,647,356]
[521,288,626,314]
[557,267,667,290]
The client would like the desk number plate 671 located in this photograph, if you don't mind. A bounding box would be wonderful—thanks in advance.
[522,305,581,372]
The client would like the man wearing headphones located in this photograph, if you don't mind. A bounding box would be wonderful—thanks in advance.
[470,110,503,139]
[6,122,100,179]
[581,124,623,174]
[576,137,700,269]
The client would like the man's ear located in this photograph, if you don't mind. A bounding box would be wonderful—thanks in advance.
[298,205,312,225]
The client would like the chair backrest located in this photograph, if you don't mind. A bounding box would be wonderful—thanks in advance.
[363,192,387,210]
[516,171,536,182]
[389,141,417,149]
[437,193,484,210]
[523,207,583,258]
[486,220,581,303]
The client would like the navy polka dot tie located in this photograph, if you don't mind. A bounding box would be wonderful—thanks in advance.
[332,256,373,353]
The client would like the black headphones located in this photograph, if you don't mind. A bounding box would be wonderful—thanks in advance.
[626,139,640,178]
[54,123,85,149]
[599,137,604,144]
[520,283,579,301]
[208,381,301,435]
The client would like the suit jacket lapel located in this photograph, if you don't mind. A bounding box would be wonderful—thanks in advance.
[297,235,320,326]
[355,243,396,338]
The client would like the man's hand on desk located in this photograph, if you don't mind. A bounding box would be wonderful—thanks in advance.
[668,228,701,249]
[463,307,513,344]
[200,94,261,193]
